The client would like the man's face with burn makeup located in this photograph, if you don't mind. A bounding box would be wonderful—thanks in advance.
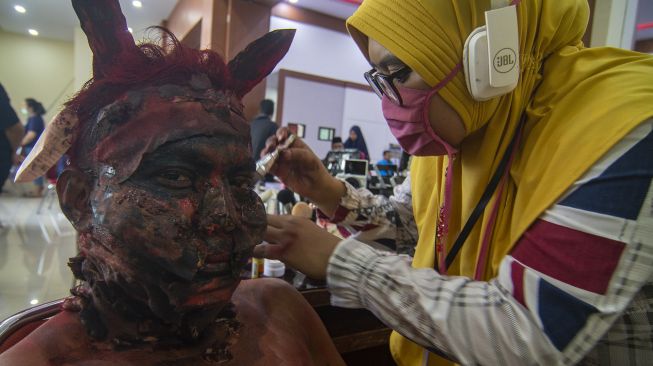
[78,89,266,315]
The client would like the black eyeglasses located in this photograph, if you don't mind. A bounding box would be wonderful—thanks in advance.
[364,67,412,106]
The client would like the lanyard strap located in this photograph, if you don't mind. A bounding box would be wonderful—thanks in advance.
[444,114,526,270]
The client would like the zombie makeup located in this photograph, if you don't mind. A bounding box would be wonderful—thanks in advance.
[68,86,266,344]
[86,82,248,182]
[16,0,295,351]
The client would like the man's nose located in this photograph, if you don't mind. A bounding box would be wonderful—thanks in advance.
[199,184,237,234]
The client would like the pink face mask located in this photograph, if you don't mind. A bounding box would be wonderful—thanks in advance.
[382,80,459,157]
[381,67,462,274]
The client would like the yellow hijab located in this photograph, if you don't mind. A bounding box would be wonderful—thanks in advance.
[347,0,653,365]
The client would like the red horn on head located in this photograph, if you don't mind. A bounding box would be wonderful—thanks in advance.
[228,29,296,98]
[15,0,142,182]
[71,0,144,79]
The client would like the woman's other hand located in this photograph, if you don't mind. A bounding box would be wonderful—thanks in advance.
[253,214,341,280]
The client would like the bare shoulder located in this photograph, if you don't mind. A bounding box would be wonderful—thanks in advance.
[232,279,312,334]
[0,283,344,366]
[233,279,322,325]
[0,310,93,365]
[234,278,305,305]
[231,279,344,366]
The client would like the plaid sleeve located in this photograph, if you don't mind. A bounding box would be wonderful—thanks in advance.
[319,177,418,255]
[327,120,653,365]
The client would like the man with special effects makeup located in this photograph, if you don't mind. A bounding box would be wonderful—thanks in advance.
[0,1,343,365]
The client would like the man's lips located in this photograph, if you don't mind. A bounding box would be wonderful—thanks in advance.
[195,261,231,280]
[182,275,239,307]
[196,252,231,278]
[199,261,230,273]
[195,274,236,291]
[205,253,229,264]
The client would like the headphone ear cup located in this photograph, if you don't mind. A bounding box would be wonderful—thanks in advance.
[464,5,520,101]
[463,25,519,101]
[463,26,488,100]
[463,26,485,98]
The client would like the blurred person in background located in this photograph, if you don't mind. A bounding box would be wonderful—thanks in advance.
[344,125,369,160]
[0,84,23,194]
[250,99,278,160]
[19,98,46,197]
[331,136,344,151]
[376,149,394,177]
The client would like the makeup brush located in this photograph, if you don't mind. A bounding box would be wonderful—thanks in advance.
[255,134,296,178]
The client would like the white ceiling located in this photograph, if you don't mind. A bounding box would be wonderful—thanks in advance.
[0,0,178,42]
[0,0,359,43]
[290,0,359,20]
[1,0,649,43]
[293,0,653,40]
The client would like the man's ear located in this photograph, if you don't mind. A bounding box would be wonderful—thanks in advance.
[57,169,92,231]
[228,29,295,98]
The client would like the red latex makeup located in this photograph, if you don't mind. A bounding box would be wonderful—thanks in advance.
[50,0,295,348]
[71,86,266,342]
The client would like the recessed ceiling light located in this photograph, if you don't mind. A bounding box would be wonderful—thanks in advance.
[14,5,26,13]
[30,299,38,305]
[132,0,142,8]
[288,0,298,3]
[128,27,133,33]
[28,29,38,36]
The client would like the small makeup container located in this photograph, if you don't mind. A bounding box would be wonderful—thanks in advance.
[251,258,264,279]
[263,259,286,278]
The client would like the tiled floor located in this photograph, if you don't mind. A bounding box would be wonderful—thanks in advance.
[0,181,77,321]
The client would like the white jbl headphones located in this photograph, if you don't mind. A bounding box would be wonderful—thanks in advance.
[463,0,520,101]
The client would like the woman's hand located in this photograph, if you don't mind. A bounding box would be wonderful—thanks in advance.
[253,214,341,280]
[262,128,345,215]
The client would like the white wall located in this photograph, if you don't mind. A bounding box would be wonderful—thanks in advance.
[269,16,370,84]
[0,30,75,123]
[268,16,399,162]
[591,0,640,49]
[280,76,397,162]
[341,87,396,163]
[74,27,93,91]
[281,77,345,159]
